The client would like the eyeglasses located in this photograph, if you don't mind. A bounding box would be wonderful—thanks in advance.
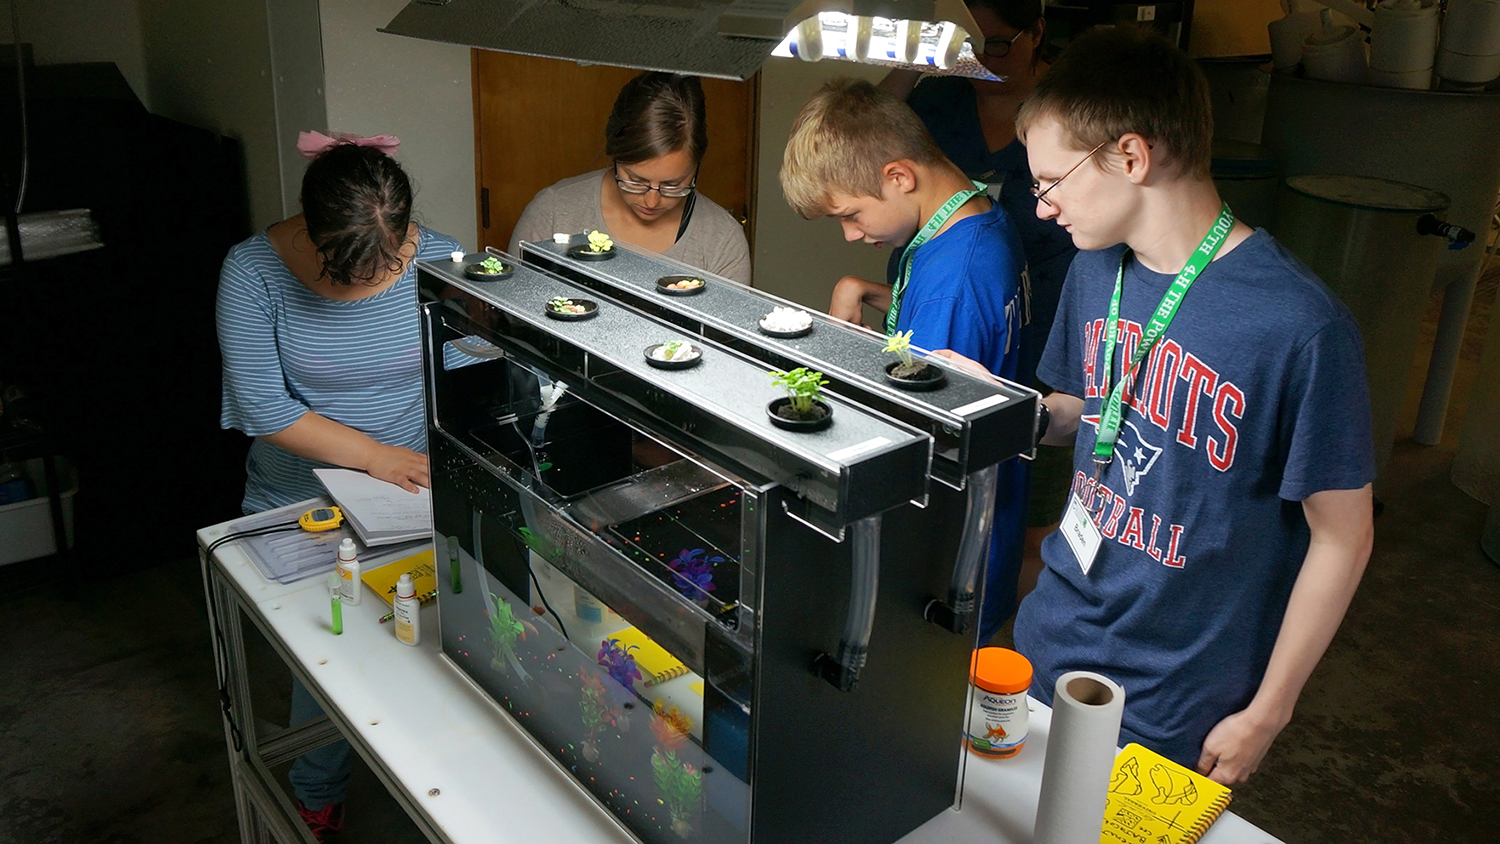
[981,30,1027,59]
[613,165,697,199]
[1030,140,1110,207]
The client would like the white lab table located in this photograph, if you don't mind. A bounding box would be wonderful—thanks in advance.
[199,509,1284,844]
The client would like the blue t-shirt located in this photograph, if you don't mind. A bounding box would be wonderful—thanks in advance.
[904,76,1078,388]
[217,226,463,514]
[896,202,1029,637]
[1015,229,1375,766]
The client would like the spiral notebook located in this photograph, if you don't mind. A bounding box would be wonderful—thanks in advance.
[1100,743,1232,844]
[605,626,689,687]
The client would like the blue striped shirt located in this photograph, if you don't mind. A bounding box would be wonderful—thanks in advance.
[217,226,461,514]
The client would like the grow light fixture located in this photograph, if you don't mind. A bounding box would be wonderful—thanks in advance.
[382,0,999,81]
[771,12,1001,81]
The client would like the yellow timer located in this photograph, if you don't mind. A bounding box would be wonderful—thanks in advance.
[298,506,344,532]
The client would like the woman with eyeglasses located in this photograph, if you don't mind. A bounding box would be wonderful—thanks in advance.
[881,0,1077,629]
[510,72,751,284]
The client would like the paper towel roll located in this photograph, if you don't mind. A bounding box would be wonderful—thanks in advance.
[1368,65,1434,89]
[1032,672,1126,844]
[1269,12,1320,70]
[1303,24,1369,85]
[1370,1,1439,73]
[1437,48,1500,84]
[1441,0,1500,57]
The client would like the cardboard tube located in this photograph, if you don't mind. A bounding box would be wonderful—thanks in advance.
[1302,24,1369,84]
[1441,0,1500,57]
[1269,12,1320,69]
[1370,1,1439,73]
[1033,671,1126,844]
[1437,48,1500,84]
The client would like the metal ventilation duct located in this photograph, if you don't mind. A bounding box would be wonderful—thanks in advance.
[380,0,990,81]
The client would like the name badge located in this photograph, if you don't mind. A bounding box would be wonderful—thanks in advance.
[1060,494,1103,575]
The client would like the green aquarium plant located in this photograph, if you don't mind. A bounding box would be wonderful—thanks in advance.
[651,748,703,839]
[769,367,829,417]
[485,591,525,675]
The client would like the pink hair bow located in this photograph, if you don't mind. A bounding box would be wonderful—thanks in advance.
[296,130,401,160]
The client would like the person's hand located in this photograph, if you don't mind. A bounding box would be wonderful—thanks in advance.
[829,275,874,327]
[931,349,996,382]
[366,444,430,493]
[1196,706,1286,785]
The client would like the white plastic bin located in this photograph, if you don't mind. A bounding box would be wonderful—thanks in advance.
[0,457,77,565]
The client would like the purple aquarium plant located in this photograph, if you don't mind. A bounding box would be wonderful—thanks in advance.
[597,637,643,689]
[667,548,721,600]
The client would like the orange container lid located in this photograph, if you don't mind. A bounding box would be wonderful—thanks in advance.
[970,647,1033,695]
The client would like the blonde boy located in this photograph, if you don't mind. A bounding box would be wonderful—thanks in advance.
[781,78,1031,640]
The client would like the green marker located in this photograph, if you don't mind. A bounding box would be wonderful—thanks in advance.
[327,572,344,635]
[448,536,463,594]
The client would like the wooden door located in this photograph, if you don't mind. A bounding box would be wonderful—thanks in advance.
[472,51,757,256]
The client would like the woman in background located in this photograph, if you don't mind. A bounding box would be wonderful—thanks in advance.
[217,133,460,841]
[511,72,752,284]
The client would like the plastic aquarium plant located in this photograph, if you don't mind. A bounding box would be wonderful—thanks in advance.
[578,670,617,763]
[597,637,643,689]
[651,749,704,839]
[485,591,526,676]
[517,526,561,563]
[667,548,721,601]
[769,367,829,417]
[649,699,692,754]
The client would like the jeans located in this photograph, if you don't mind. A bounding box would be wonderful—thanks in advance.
[288,677,352,810]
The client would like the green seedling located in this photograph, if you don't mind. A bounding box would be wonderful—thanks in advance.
[480,255,505,274]
[769,367,829,416]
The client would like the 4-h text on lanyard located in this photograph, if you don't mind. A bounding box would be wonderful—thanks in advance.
[885,180,987,335]
[1060,203,1236,575]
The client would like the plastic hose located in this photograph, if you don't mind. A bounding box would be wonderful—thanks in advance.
[821,514,881,691]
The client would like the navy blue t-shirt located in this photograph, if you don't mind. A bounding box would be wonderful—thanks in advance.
[904,76,1078,388]
[896,202,1030,637]
[1014,229,1375,766]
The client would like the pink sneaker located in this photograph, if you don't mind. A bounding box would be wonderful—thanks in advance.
[295,800,345,842]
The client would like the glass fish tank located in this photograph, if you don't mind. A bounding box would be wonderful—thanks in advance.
[418,258,1014,844]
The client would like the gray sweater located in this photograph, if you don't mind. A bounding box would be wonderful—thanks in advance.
[509,169,752,284]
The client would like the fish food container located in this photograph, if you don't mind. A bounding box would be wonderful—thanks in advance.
[967,647,1032,758]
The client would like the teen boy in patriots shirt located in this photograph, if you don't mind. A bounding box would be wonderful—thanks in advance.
[939,27,1375,784]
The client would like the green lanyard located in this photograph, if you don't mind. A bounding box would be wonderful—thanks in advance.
[885,180,986,335]
[1093,203,1235,467]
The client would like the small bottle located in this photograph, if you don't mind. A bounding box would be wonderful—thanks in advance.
[336,538,362,606]
[574,586,604,625]
[967,647,1032,759]
[394,573,421,646]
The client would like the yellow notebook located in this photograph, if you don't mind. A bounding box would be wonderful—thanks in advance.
[605,626,689,686]
[1100,743,1232,844]
[359,548,437,607]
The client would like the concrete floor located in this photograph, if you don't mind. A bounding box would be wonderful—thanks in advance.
[1,277,1496,843]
